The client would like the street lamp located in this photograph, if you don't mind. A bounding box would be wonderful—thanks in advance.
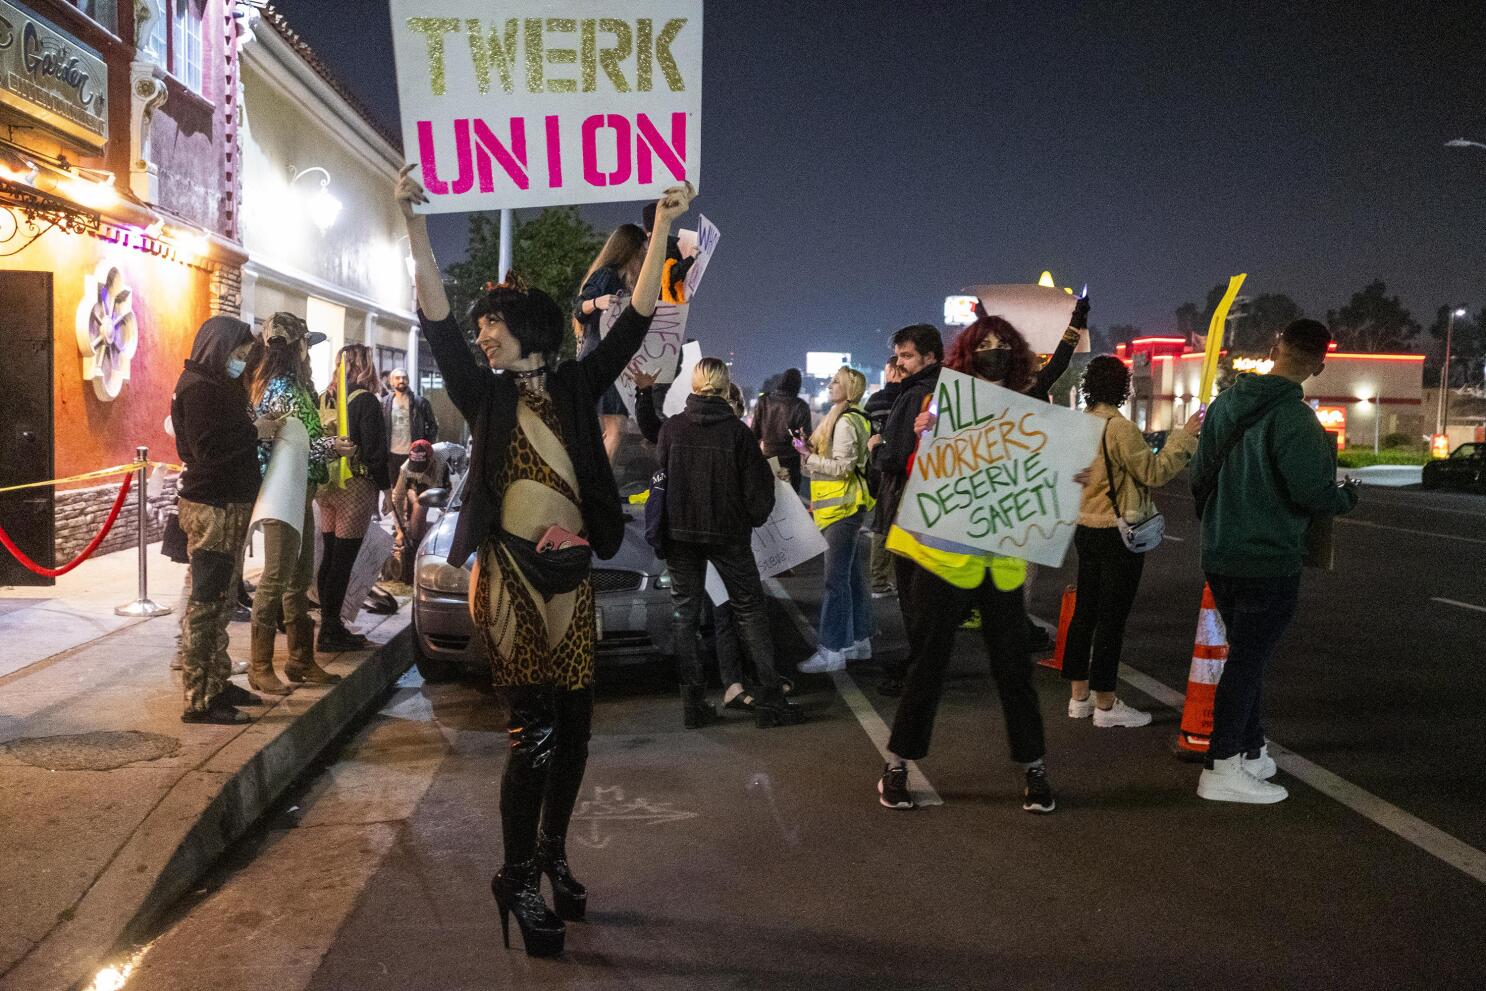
[1357,394,1379,454]
[288,166,343,234]
[1436,306,1468,438]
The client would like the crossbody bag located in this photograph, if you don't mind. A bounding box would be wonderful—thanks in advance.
[1101,425,1165,553]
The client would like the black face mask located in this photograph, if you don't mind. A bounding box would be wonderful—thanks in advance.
[973,348,1010,382]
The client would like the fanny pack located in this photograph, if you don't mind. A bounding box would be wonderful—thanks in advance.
[1102,426,1165,553]
[499,529,591,599]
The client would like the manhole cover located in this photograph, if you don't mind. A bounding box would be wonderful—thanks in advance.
[0,731,180,771]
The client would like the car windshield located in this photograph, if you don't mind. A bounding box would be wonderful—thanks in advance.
[1453,444,1480,459]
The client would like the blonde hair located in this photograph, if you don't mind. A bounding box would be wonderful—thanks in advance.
[692,356,731,397]
[810,366,867,456]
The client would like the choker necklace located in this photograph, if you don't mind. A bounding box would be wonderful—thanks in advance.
[511,365,548,396]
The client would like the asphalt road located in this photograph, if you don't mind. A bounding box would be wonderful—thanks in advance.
[127,483,1486,991]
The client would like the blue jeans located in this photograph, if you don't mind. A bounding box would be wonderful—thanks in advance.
[817,510,873,651]
[1204,573,1302,764]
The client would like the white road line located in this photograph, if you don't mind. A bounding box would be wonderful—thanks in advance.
[1162,534,1186,542]
[1432,597,1486,614]
[765,577,942,807]
[1115,663,1486,886]
[1334,517,1486,545]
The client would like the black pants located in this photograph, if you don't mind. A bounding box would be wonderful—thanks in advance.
[1061,525,1146,693]
[316,533,363,632]
[666,538,781,695]
[388,452,409,489]
[887,561,1045,764]
[880,554,920,681]
[1205,573,1301,765]
[500,686,594,865]
[777,453,802,496]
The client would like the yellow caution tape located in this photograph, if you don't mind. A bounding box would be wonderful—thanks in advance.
[0,461,145,495]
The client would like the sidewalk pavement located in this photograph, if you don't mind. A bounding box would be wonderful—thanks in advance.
[0,542,413,991]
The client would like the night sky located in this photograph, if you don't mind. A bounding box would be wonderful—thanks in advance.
[269,0,1486,387]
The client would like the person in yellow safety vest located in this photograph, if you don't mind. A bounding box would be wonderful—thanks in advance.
[876,313,1064,816]
[794,367,876,674]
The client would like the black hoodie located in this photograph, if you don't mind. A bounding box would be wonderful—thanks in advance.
[656,393,776,543]
[172,316,262,506]
[870,362,941,534]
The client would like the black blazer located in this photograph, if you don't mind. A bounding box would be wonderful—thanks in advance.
[418,305,653,566]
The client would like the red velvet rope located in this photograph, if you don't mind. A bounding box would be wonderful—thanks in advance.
[0,473,133,578]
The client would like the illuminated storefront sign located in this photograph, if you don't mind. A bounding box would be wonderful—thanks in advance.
[943,294,978,327]
[0,0,108,146]
[1232,356,1275,374]
[1315,405,1346,448]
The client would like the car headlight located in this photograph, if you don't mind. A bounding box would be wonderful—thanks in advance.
[656,570,672,589]
[417,558,470,595]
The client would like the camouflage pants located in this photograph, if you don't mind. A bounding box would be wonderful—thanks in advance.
[178,499,252,712]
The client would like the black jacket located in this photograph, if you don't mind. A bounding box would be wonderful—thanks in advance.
[381,391,439,451]
[864,381,902,434]
[172,316,260,507]
[419,304,652,566]
[870,363,941,534]
[348,391,392,490]
[751,390,812,458]
[657,394,775,544]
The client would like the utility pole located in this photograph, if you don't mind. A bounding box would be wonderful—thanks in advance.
[1437,307,1466,437]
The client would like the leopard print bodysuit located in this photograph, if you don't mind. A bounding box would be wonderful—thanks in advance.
[472,389,596,689]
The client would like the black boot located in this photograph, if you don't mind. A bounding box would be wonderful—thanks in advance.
[491,860,565,957]
[754,688,805,728]
[537,689,593,921]
[681,685,716,729]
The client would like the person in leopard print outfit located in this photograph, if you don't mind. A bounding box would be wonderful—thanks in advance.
[398,163,694,959]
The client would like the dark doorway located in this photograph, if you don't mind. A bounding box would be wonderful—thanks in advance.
[0,271,55,587]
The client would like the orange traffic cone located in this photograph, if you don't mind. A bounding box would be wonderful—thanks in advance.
[1177,583,1228,753]
[1037,585,1077,670]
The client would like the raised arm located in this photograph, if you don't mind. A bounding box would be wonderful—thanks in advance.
[396,165,490,419]
[630,182,694,318]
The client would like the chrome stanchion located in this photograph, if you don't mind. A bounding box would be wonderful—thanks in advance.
[115,446,171,617]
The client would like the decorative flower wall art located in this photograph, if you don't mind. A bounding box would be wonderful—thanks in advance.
[75,261,139,401]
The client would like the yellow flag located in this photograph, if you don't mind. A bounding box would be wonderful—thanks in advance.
[1198,274,1247,405]
[332,358,352,487]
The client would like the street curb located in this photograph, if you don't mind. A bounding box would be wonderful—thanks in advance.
[0,626,412,991]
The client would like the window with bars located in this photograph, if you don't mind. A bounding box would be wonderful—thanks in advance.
[71,1,119,34]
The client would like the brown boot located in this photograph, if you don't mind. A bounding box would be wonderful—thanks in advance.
[285,617,342,685]
[248,623,292,696]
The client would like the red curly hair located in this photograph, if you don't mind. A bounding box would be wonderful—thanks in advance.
[945,315,1037,393]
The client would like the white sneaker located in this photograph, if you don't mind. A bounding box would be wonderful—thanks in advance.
[1197,755,1289,804]
[1243,745,1277,781]
[844,638,872,661]
[1093,698,1152,728]
[230,659,249,677]
[1067,695,1095,719]
[797,648,846,674]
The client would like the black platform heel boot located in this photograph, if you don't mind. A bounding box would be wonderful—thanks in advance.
[493,688,564,956]
[491,860,565,957]
[536,832,586,921]
[681,685,717,728]
[537,688,593,921]
[754,687,805,728]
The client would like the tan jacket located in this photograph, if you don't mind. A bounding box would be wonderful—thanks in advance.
[1078,405,1197,528]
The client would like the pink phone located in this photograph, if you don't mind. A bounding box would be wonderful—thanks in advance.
[536,525,589,553]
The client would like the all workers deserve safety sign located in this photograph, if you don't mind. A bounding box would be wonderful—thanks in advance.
[389,0,703,212]
[894,369,1103,568]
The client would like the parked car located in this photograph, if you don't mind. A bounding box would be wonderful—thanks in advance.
[1422,442,1485,492]
[410,430,675,682]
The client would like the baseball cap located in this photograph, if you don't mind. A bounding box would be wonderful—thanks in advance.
[407,439,434,465]
[264,311,327,347]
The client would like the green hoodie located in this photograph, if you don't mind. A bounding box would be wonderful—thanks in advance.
[1190,372,1358,577]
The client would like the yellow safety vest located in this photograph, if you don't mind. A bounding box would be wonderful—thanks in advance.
[885,525,1028,592]
[808,411,875,530]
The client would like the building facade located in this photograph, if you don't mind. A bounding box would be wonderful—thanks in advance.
[237,7,417,394]
[0,0,247,583]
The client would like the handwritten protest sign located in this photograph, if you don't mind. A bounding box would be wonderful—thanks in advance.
[707,478,826,604]
[682,214,720,296]
[389,0,703,213]
[600,296,688,417]
[893,368,1102,568]
[971,285,1079,354]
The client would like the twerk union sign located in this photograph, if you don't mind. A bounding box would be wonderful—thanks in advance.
[389,1,702,212]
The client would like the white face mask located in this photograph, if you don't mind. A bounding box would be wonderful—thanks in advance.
[226,356,247,379]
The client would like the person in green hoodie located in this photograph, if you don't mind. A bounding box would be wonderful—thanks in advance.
[1188,318,1360,804]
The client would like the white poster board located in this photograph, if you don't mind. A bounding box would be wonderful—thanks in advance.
[971,285,1081,354]
[663,340,703,416]
[248,419,309,539]
[707,478,827,604]
[389,0,703,212]
[340,520,396,628]
[681,213,720,296]
[600,298,688,417]
[893,369,1102,568]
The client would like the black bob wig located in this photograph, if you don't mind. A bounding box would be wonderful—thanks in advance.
[468,281,565,360]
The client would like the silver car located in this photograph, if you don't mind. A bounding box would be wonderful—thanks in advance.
[410,435,675,682]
